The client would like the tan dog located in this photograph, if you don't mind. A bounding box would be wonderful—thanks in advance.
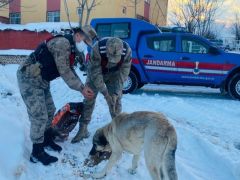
[88,111,178,180]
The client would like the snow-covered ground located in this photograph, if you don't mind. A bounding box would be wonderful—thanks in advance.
[229,51,240,54]
[0,49,33,56]
[0,64,240,180]
[0,22,78,33]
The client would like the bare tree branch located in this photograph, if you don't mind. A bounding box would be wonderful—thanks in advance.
[61,0,101,28]
[150,0,167,25]
[232,13,240,40]
[170,0,223,38]
[85,0,101,25]
[63,0,73,29]
[127,0,142,18]
[0,0,14,8]
[76,0,87,27]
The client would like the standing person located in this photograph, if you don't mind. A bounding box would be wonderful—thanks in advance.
[17,25,96,166]
[75,25,98,71]
[71,37,132,143]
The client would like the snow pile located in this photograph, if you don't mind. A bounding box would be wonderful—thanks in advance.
[0,64,240,180]
[0,65,27,179]
[0,22,78,33]
[229,51,240,54]
[0,49,33,56]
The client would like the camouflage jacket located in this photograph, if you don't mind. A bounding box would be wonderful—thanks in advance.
[86,41,132,94]
[46,37,84,92]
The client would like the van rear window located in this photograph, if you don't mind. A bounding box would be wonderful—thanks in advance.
[96,23,130,39]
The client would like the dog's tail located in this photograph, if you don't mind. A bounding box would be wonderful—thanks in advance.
[161,126,178,180]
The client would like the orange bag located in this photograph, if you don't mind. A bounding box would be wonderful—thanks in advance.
[51,102,83,141]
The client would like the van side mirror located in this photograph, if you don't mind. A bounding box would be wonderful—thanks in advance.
[209,46,220,55]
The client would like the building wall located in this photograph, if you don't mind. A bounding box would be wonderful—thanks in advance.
[9,0,21,13]
[60,0,157,24]
[21,0,47,24]
[144,1,150,20]
[60,0,137,24]
[47,0,60,11]
[150,0,168,25]
[0,0,168,25]
[0,8,9,17]
[0,4,9,22]
[0,30,52,50]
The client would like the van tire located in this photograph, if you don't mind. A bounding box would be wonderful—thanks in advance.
[228,73,240,100]
[123,71,138,94]
[137,83,145,89]
[220,84,228,95]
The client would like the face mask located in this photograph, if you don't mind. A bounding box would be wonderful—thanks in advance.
[76,41,87,53]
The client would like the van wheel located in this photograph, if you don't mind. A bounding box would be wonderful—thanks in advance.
[220,84,228,95]
[228,73,240,100]
[137,83,145,89]
[123,71,138,94]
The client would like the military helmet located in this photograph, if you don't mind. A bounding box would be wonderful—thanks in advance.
[106,37,124,64]
[82,25,98,46]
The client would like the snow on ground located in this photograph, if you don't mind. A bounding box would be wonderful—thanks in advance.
[229,51,240,54]
[0,22,78,33]
[0,64,240,180]
[0,49,33,56]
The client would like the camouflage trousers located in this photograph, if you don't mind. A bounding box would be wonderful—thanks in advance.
[17,65,56,144]
[80,79,122,125]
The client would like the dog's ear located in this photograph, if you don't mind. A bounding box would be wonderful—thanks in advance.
[99,134,108,146]
[93,128,108,146]
[89,144,97,156]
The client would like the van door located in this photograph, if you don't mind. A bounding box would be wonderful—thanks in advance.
[138,34,181,83]
[177,36,226,86]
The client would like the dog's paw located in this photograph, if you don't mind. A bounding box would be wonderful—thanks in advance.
[91,172,106,179]
[128,168,137,175]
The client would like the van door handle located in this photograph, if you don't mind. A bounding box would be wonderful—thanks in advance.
[180,57,190,60]
[144,55,154,58]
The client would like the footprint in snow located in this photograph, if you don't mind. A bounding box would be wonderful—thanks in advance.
[234,142,240,150]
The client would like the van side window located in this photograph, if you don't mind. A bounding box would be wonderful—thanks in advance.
[96,23,130,39]
[147,37,176,52]
[182,38,209,54]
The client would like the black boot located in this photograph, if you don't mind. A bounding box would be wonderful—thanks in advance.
[30,143,58,165]
[44,128,62,152]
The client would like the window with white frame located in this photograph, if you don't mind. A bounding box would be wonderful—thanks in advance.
[47,11,60,22]
[9,13,21,24]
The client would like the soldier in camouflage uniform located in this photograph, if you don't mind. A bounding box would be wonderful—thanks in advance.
[17,25,97,165]
[75,25,98,71]
[71,37,132,143]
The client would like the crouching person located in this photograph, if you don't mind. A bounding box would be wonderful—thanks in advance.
[71,37,132,143]
[17,26,96,165]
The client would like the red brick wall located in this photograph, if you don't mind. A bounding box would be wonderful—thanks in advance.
[47,0,61,11]
[9,0,21,13]
[144,1,150,21]
[0,30,52,50]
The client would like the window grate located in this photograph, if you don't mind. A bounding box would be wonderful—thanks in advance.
[9,13,21,24]
[47,11,60,22]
